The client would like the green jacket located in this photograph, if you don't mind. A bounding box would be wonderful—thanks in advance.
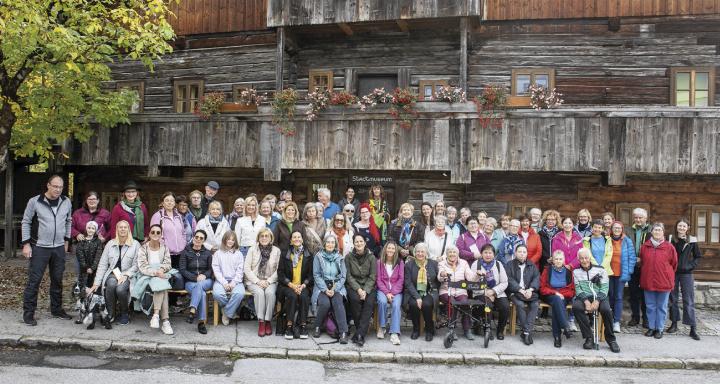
[345,248,377,293]
[582,236,613,275]
[573,264,608,302]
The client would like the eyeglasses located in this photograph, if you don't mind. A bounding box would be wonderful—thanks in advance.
[194,236,206,240]
[150,231,161,235]
[335,219,345,222]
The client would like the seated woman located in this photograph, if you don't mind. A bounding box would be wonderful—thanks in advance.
[438,245,475,340]
[211,231,245,326]
[180,229,214,334]
[403,242,439,341]
[506,244,540,345]
[311,234,349,344]
[470,244,510,340]
[277,230,314,340]
[87,220,140,326]
[195,201,230,252]
[345,234,377,347]
[376,241,404,345]
[244,228,282,337]
[135,224,173,335]
[539,250,575,348]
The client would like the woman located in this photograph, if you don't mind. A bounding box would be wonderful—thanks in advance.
[582,219,613,272]
[389,203,424,260]
[426,215,452,261]
[367,183,390,241]
[227,197,245,231]
[519,215,542,269]
[235,196,267,256]
[260,200,280,232]
[446,206,462,243]
[506,244,540,345]
[459,207,472,233]
[312,234,349,344]
[244,228,281,337]
[150,192,186,269]
[188,190,204,222]
[538,209,561,271]
[211,231,245,326]
[496,219,524,265]
[419,202,434,235]
[345,234,377,346]
[470,244,510,340]
[667,218,702,340]
[434,200,446,218]
[607,221,636,332]
[456,217,489,265]
[301,202,326,256]
[477,211,488,229]
[109,181,149,242]
[329,213,353,257]
[602,212,615,235]
[552,217,584,270]
[539,250,575,347]
[403,243,439,341]
[495,215,511,240]
[438,245,475,340]
[75,221,103,289]
[277,231,313,339]
[87,220,140,325]
[72,191,111,242]
[575,209,593,238]
[180,229,214,334]
[376,241,404,345]
[273,202,305,256]
[353,203,382,257]
[338,186,360,221]
[135,224,173,335]
[484,218,503,252]
[176,195,196,245]
[195,201,229,252]
[640,222,678,339]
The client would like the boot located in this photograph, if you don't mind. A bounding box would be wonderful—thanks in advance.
[690,326,700,341]
[258,320,265,337]
[666,321,678,334]
[553,336,562,348]
[339,332,349,344]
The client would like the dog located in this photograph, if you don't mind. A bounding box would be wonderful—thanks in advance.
[75,289,112,330]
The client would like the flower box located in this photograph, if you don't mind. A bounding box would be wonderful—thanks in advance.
[220,102,258,113]
[506,96,532,108]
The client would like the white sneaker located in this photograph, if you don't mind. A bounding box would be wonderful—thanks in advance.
[150,314,160,329]
[222,314,230,326]
[161,320,174,335]
[376,327,385,339]
[613,322,621,333]
[390,333,400,345]
[569,322,578,332]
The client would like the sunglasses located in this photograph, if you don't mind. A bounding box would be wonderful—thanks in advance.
[150,231,162,235]
[194,236,206,240]
[344,209,355,213]
[335,219,345,222]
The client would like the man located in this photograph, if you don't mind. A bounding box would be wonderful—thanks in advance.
[529,208,542,231]
[200,181,220,219]
[505,244,540,345]
[497,219,525,265]
[21,175,73,326]
[317,187,340,221]
[626,208,650,328]
[572,248,620,353]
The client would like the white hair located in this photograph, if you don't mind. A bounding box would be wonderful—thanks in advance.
[317,188,331,199]
[460,207,471,216]
[234,197,245,205]
[529,208,542,216]
[446,206,457,214]
[632,208,648,218]
[434,215,447,226]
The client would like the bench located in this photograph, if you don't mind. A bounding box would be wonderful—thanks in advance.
[510,302,605,341]
[169,289,212,324]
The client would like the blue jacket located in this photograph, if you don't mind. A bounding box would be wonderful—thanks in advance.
[614,235,636,282]
[311,250,347,311]
[497,234,525,265]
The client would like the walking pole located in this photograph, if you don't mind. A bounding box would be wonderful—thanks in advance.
[588,276,600,350]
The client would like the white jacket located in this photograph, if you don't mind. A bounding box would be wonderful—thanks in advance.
[234,215,267,247]
[196,216,230,251]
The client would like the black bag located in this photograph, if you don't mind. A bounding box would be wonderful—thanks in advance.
[169,272,185,290]
[140,285,154,314]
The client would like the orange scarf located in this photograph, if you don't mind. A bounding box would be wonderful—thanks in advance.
[333,228,347,255]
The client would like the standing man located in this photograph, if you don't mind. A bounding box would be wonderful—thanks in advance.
[626,207,651,328]
[21,175,73,325]
[317,188,340,221]
[200,181,220,219]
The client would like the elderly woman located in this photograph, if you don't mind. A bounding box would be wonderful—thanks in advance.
[552,217,584,270]
[446,206,462,242]
[426,215,452,261]
[484,218,503,252]
[470,244,510,340]
[87,220,139,325]
[529,208,543,231]
[329,213,353,257]
[188,190,204,222]
[495,215,511,240]
[301,202,326,256]
[404,243,439,341]
[389,203,425,260]
[176,195,196,245]
[497,219,525,265]
[538,209,561,270]
[150,192,186,270]
[244,228,281,337]
[506,244,540,345]
[519,215,542,269]
[235,196,267,256]
[456,217,489,265]
[196,201,229,252]
[109,181,149,242]
[180,229,214,334]
[477,210,488,228]
[667,218,701,340]
[540,250,575,347]
[353,203,382,257]
[72,191,110,242]
[575,209,593,238]
[640,222,678,339]
[211,231,245,326]
[260,200,280,232]
[607,221,636,332]
[312,234,349,344]
[376,241,404,345]
[438,245,475,340]
[227,197,245,231]
[345,234,377,347]
[273,202,305,256]
[75,221,103,289]
[135,224,174,335]
[277,231,313,339]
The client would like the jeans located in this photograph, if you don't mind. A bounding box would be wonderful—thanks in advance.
[644,290,671,331]
[545,295,570,337]
[510,295,539,334]
[572,298,616,342]
[629,266,646,322]
[104,275,131,319]
[23,245,66,316]
[278,285,311,325]
[185,279,213,321]
[212,282,245,319]
[247,283,278,321]
[607,276,625,323]
[347,288,377,337]
[314,292,349,333]
[377,291,403,334]
[669,273,696,327]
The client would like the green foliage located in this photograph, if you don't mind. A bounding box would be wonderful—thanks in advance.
[272,88,299,136]
[194,91,226,120]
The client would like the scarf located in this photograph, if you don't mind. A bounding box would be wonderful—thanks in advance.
[190,206,202,219]
[398,218,413,247]
[121,198,145,241]
[285,220,293,233]
[258,245,273,279]
[359,202,381,244]
[577,222,590,232]
[369,199,387,228]
[333,227,347,255]
[480,259,497,288]
[650,237,664,248]
[208,214,222,224]
[290,245,303,268]
[542,225,560,239]
[415,257,428,296]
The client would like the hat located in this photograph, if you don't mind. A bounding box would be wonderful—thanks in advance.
[207,181,220,190]
[123,181,140,192]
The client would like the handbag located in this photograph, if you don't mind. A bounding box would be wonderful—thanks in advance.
[324,310,338,338]
[169,272,185,290]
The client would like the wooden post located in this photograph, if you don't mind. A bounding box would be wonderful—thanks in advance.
[276,27,285,91]
[449,119,472,184]
[459,17,468,93]
[608,117,626,186]
[4,155,13,260]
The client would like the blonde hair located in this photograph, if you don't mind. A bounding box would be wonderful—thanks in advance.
[189,190,203,199]
[577,208,592,221]
[256,227,274,244]
[220,231,239,252]
[208,200,223,213]
[282,202,299,222]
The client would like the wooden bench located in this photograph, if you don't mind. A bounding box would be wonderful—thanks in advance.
[510,302,605,341]
[169,289,212,324]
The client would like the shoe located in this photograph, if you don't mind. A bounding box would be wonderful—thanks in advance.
[118,313,129,326]
[161,320,174,335]
[690,326,700,341]
[628,318,639,327]
[642,319,649,329]
[644,329,656,337]
[222,314,230,326]
[465,330,475,341]
[357,335,365,347]
[452,332,459,341]
[299,325,309,339]
[293,325,301,339]
[284,328,294,340]
[23,314,37,326]
[150,314,160,329]
[198,322,207,334]
[52,310,73,320]
[608,340,621,353]
[411,329,420,340]
[666,321,678,334]
[351,333,359,344]
[613,322,621,333]
[258,321,265,337]
[583,338,595,350]
[264,321,272,336]
[520,332,526,343]
[569,322,578,332]
[339,332,349,344]
[496,330,504,340]
[563,328,573,339]
[186,312,195,324]
[377,327,386,339]
[553,336,562,348]
[390,333,401,345]
[312,327,321,338]
[526,333,533,345]
[425,331,434,342]
[654,330,664,339]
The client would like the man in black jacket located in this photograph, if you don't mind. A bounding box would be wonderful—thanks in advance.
[625,207,651,328]
[505,244,540,345]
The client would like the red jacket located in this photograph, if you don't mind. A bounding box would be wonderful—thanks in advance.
[522,228,543,269]
[110,202,150,240]
[540,265,575,299]
[639,240,678,292]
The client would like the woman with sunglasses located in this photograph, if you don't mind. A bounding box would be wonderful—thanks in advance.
[135,224,174,335]
[180,229,214,334]
[329,213,353,257]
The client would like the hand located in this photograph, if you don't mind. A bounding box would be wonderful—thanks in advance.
[65,241,69,253]
[591,301,600,312]
[386,293,394,302]
[416,298,422,309]
[326,289,335,297]
[98,234,105,242]
[224,284,232,292]
[154,270,165,278]
[472,251,481,259]
[196,274,206,282]
[76,234,86,241]
[636,257,641,265]
[400,249,410,257]
[86,268,93,274]
[86,286,98,295]
[555,292,563,298]
[117,275,127,285]
[358,288,366,301]
[523,290,532,300]
[259,280,269,289]
[584,300,593,312]
[439,271,447,278]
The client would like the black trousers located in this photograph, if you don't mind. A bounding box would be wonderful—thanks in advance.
[408,294,435,333]
[278,285,311,325]
[629,266,647,322]
[23,245,65,316]
[347,288,377,337]
[572,298,616,343]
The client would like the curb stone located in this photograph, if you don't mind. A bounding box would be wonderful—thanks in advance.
[0,334,21,346]
[60,338,112,352]
[20,336,60,347]
[603,356,639,368]
[533,355,575,366]
[573,356,606,367]
[231,347,287,359]
[498,354,536,365]
[683,358,720,370]
[360,351,395,363]
[110,340,158,353]
[422,352,464,364]
[287,349,329,361]
[463,353,501,365]
[394,352,423,364]
[638,357,685,369]
[329,350,360,362]
[157,343,196,356]
[195,344,232,357]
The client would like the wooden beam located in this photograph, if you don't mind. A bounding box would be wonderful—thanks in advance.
[261,122,282,181]
[396,19,409,32]
[3,155,13,260]
[459,17,468,93]
[607,117,626,186]
[275,27,285,91]
[337,23,354,36]
[449,119,471,184]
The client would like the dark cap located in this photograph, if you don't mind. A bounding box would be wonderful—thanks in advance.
[207,181,220,190]
[123,181,140,192]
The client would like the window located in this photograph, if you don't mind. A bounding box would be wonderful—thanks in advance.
[508,203,540,219]
[116,81,144,113]
[357,74,398,96]
[671,67,715,107]
[418,80,448,101]
[511,69,555,96]
[615,203,651,227]
[173,79,204,113]
[692,205,720,245]
[309,70,333,92]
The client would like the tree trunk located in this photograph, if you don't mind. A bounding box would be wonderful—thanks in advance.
[0,101,16,173]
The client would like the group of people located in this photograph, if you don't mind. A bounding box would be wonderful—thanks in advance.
[22,176,702,352]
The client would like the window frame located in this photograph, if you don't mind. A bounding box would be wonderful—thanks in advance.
[309,70,334,92]
[173,78,204,113]
[116,80,145,113]
[670,67,716,107]
[508,203,541,219]
[511,68,556,97]
[615,203,651,227]
[691,205,720,247]
[418,79,449,101]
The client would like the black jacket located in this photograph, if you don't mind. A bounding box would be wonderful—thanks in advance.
[403,258,439,305]
[670,235,702,274]
[179,244,213,282]
[537,228,557,271]
[388,218,425,254]
[278,247,314,288]
[505,259,540,301]
[75,237,103,272]
[273,220,306,256]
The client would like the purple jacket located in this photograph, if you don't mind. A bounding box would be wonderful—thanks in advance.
[456,231,490,264]
[376,259,404,295]
[71,207,111,239]
[150,209,187,255]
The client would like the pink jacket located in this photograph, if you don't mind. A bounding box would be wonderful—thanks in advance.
[438,259,475,297]
[552,231,584,269]
[455,231,490,264]
[376,259,404,295]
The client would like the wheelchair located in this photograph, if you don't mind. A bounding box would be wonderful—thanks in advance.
[442,276,493,349]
